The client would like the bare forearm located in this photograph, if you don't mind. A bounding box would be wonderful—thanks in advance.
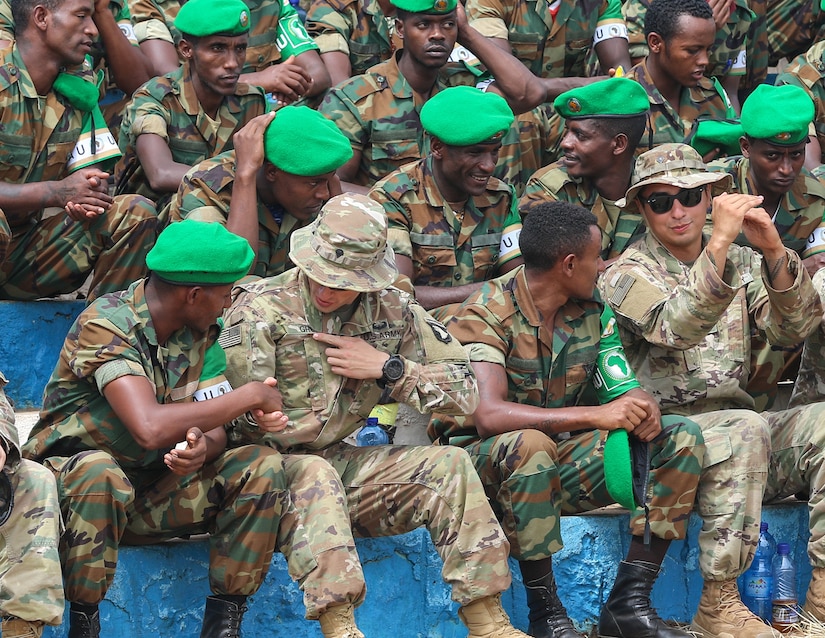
[415,282,483,310]
[226,173,260,264]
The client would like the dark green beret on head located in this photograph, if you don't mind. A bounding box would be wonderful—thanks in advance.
[147,220,254,285]
[391,0,457,13]
[740,84,813,146]
[175,0,251,37]
[553,77,649,120]
[421,86,514,146]
[264,105,354,175]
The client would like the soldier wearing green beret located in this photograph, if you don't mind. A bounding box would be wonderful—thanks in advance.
[115,0,269,212]
[778,39,825,169]
[369,86,524,319]
[706,83,825,413]
[168,106,353,280]
[22,220,291,638]
[520,77,650,265]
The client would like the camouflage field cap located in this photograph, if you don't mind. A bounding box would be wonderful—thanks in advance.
[554,77,649,120]
[421,86,514,146]
[618,143,733,212]
[147,219,255,285]
[740,84,813,146]
[289,194,398,292]
[391,0,457,13]
[175,0,251,37]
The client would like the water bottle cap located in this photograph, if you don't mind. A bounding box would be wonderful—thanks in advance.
[366,417,379,426]
[760,522,769,532]
[777,542,790,555]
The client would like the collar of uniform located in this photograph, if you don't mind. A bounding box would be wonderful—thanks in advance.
[509,265,586,329]
[179,63,244,117]
[379,52,415,99]
[135,277,203,351]
[6,45,37,99]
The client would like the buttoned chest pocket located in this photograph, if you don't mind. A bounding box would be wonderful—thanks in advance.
[349,40,391,76]
[246,29,281,71]
[564,349,594,400]
[411,231,457,284]
[564,38,591,76]
[507,355,544,405]
[168,136,209,166]
[471,233,502,280]
[45,132,77,177]
[509,31,542,66]
[645,343,700,379]
[0,132,33,183]
[278,328,329,413]
[370,127,421,165]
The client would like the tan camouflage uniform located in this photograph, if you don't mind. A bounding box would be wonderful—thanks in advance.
[0,372,64,627]
[167,150,310,278]
[791,268,825,408]
[222,267,514,618]
[601,228,825,576]
[518,160,645,260]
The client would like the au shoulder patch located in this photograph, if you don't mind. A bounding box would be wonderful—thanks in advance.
[425,317,452,343]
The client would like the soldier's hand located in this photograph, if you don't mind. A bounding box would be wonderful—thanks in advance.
[53,169,113,213]
[622,388,662,442]
[455,2,471,41]
[258,56,312,104]
[313,333,389,380]
[709,192,763,248]
[803,253,825,279]
[233,112,276,180]
[250,377,290,433]
[742,205,785,255]
[593,394,648,433]
[164,427,207,475]
[706,0,731,30]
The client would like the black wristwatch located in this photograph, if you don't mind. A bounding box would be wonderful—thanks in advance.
[379,354,405,387]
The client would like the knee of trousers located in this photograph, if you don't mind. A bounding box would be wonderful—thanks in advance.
[482,429,559,476]
[52,450,134,507]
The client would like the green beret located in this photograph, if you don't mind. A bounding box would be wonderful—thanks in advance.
[264,106,353,175]
[391,0,456,13]
[175,0,251,37]
[740,84,813,145]
[420,86,514,146]
[146,220,254,285]
[553,77,649,120]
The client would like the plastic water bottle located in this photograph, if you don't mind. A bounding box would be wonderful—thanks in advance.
[741,522,776,621]
[771,542,799,632]
[356,417,389,446]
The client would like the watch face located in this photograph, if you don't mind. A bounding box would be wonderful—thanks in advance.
[384,356,404,381]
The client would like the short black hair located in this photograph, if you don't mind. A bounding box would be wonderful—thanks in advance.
[520,201,598,271]
[644,0,713,42]
[11,0,61,30]
[592,114,648,153]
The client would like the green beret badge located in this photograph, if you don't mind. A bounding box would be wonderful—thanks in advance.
[239,10,249,27]
[567,98,581,113]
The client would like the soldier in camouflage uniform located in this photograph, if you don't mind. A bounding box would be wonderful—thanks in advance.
[622,0,753,113]
[763,0,825,68]
[221,193,530,638]
[130,0,330,103]
[167,106,353,279]
[707,84,825,412]
[625,0,731,156]
[319,0,566,193]
[520,78,649,265]
[114,0,267,212]
[22,220,290,638]
[601,143,822,638]
[429,201,704,638]
[0,0,157,302]
[0,373,64,638]
[777,39,825,168]
[369,87,523,320]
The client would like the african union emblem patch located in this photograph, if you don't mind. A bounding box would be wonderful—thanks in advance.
[567,97,582,113]
[593,345,637,400]
[240,10,249,27]
[434,0,449,10]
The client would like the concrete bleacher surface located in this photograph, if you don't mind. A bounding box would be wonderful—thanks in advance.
[3,300,815,637]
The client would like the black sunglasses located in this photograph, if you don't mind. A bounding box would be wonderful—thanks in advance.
[641,186,706,214]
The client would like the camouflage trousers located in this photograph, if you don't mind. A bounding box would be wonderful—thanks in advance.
[0,194,157,302]
[460,416,704,561]
[276,442,512,619]
[689,409,771,580]
[0,459,64,625]
[43,445,286,604]
[764,403,825,568]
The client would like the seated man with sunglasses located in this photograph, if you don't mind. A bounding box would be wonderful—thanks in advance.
[601,142,824,638]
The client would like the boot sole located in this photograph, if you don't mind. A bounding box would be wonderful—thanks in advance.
[690,620,780,638]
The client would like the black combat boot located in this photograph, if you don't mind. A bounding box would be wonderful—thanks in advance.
[597,560,691,638]
[68,605,100,638]
[199,595,248,638]
[520,559,584,638]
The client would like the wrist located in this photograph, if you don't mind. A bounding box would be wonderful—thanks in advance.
[761,246,787,262]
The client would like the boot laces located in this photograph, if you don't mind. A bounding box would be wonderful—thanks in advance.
[718,582,762,626]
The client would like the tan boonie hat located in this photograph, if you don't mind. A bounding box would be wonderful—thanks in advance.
[619,143,733,212]
[289,194,398,292]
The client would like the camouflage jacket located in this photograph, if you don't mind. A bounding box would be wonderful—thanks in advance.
[764,0,825,66]
[627,59,731,154]
[707,155,825,258]
[305,0,400,76]
[600,232,820,415]
[777,40,825,164]
[319,52,476,186]
[0,45,92,230]
[623,0,751,79]
[370,155,522,287]
[465,0,627,78]
[221,269,479,452]
[22,279,216,486]
[0,371,19,471]
[168,150,312,278]
[130,0,316,72]
[429,265,640,443]
[518,160,644,259]
[115,64,266,203]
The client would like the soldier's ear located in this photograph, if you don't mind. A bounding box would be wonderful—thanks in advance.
[178,38,193,60]
[613,133,629,156]
[647,32,663,55]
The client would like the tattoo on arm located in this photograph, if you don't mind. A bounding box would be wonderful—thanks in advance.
[766,254,787,284]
